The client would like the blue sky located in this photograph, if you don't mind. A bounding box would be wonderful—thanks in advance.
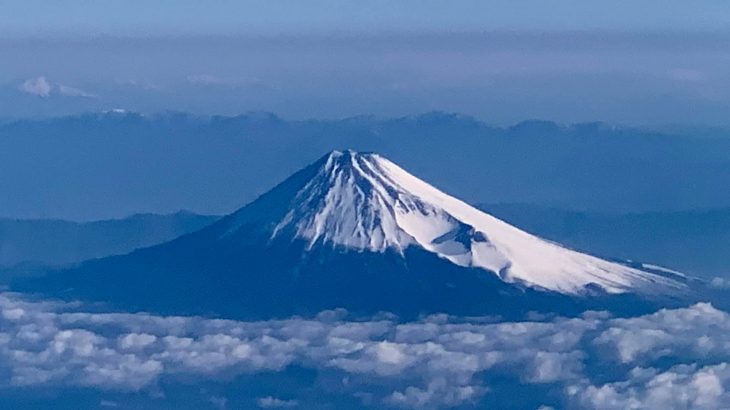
[3,0,730,35]
[2,1,730,124]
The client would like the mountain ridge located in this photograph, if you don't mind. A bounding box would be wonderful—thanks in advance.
[0,211,218,268]
[3,112,730,221]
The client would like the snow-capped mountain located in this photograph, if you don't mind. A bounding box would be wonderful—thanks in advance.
[20,150,688,319]
[229,150,683,295]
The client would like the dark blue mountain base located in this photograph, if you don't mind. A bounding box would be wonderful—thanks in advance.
[13,151,695,319]
[16,230,686,320]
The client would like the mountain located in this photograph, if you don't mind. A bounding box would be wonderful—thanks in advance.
[19,151,688,319]
[3,112,730,221]
[0,212,218,269]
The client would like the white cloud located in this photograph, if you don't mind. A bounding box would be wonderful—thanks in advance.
[710,277,730,289]
[119,333,157,350]
[19,77,52,97]
[593,303,730,365]
[569,364,730,410]
[257,396,298,408]
[387,378,479,409]
[0,293,729,409]
[18,77,94,98]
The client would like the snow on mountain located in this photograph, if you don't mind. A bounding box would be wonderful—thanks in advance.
[243,150,684,295]
[18,149,692,320]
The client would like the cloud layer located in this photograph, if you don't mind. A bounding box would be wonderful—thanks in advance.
[0,293,729,408]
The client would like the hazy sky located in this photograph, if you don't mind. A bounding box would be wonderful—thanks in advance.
[2,1,730,125]
[3,0,730,35]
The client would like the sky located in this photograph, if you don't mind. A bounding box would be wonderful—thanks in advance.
[3,0,730,35]
[2,1,730,125]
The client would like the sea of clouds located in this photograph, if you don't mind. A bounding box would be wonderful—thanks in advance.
[1,292,729,409]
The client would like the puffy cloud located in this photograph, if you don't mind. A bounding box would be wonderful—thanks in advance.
[593,302,730,364]
[18,77,94,98]
[387,378,480,409]
[19,77,52,97]
[710,277,730,289]
[0,293,729,409]
[569,364,730,410]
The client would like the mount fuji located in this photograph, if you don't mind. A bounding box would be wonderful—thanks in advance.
[20,150,689,318]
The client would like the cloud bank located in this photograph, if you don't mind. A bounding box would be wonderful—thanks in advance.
[0,293,729,408]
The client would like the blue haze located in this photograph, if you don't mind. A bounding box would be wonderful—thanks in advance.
[1,113,729,221]
[3,32,730,125]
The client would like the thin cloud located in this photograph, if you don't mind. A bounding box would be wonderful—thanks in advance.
[57,84,95,97]
[186,73,262,87]
[257,396,299,408]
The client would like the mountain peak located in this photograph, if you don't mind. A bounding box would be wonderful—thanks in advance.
[26,150,689,320]
[226,150,685,296]
[322,149,378,165]
[271,149,414,252]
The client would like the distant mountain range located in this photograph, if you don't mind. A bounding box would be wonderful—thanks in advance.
[2,111,730,221]
[17,151,691,320]
[0,212,217,268]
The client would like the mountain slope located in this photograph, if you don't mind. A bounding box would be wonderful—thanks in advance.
[479,203,730,278]
[19,151,687,318]
[228,150,683,295]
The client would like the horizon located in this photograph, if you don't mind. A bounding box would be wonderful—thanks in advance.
[2,114,730,221]
[5,108,730,135]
